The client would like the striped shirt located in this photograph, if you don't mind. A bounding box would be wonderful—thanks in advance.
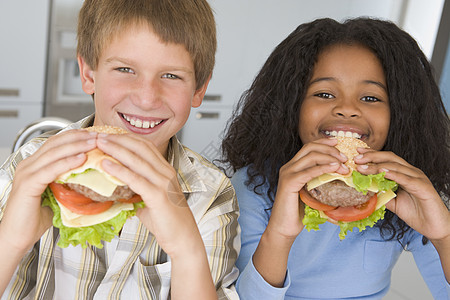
[0,115,240,300]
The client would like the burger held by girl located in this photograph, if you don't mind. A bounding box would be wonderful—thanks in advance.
[221,17,450,299]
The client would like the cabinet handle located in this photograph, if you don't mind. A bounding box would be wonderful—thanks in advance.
[0,88,20,97]
[0,110,19,118]
[196,112,219,119]
[203,94,221,101]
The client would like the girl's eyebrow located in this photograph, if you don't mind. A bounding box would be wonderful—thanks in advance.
[364,80,387,91]
[309,77,387,91]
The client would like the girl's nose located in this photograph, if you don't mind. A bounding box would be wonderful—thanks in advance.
[332,99,361,118]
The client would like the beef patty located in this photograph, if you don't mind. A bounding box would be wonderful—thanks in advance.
[308,180,375,207]
[66,183,136,202]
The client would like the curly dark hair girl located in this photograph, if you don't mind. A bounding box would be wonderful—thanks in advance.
[221,17,450,242]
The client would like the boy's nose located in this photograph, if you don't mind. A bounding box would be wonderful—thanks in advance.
[132,78,163,109]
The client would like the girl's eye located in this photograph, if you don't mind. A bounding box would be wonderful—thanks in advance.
[361,96,380,102]
[162,73,179,79]
[116,67,134,74]
[314,92,334,99]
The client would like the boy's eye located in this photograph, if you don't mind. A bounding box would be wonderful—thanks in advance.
[162,73,179,79]
[361,96,380,102]
[314,92,334,99]
[116,67,134,73]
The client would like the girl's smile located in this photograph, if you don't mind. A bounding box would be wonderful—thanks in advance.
[299,44,390,151]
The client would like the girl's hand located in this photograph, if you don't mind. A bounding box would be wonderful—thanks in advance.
[96,134,204,258]
[354,148,450,241]
[0,129,98,252]
[253,138,348,288]
[267,137,349,240]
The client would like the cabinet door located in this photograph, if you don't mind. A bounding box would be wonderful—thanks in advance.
[0,103,44,149]
[0,1,50,103]
[180,106,233,161]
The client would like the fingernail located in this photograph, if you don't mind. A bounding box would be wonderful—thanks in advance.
[330,162,339,166]
[87,138,96,145]
[340,153,347,159]
[380,168,389,173]
[76,153,85,159]
[355,154,363,160]
[360,164,369,170]
[98,133,108,138]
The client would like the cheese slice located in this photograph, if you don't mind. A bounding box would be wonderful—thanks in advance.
[63,169,119,197]
[306,173,379,193]
[57,200,133,227]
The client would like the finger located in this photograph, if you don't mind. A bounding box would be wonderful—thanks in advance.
[286,149,349,177]
[96,133,173,180]
[23,129,97,168]
[293,138,347,163]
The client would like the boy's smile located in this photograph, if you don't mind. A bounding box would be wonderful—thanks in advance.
[299,44,390,150]
[78,24,208,156]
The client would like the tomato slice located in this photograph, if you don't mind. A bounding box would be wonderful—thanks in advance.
[49,182,114,215]
[117,194,142,203]
[324,194,378,222]
[299,188,336,211]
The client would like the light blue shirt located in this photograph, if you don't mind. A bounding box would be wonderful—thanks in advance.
[233,167,450,299]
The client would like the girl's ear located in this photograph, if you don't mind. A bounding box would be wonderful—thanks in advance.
[78,55,95,95]
[192,75,212,108]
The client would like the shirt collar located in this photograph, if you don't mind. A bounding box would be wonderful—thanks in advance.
[168,136,207,194]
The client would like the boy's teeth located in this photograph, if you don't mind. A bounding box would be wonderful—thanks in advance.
[122,114,161,129]
[325,130,361,139]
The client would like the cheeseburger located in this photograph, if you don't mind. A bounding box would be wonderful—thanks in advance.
[41,125,144,248]
[300,136,398,239]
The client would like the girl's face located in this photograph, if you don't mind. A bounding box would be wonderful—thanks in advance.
[298,44,390,150]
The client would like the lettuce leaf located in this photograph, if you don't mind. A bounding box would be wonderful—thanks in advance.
[302,204,386,240]
[41,187,145,248]
[352,171,397,195]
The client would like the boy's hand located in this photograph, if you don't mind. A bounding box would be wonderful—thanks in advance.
[0,129,98,252]
[96,133,204,258]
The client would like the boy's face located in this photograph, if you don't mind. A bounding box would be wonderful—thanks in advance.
[79,24,208,156]
[298,44,390,150]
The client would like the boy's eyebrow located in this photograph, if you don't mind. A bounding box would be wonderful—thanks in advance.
[309,77,387,91]
[104,56,194,73]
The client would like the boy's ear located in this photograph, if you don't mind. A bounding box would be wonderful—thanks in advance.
[192,75,212,108]
[78,55,95,95]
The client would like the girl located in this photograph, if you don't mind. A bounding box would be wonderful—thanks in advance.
[221,18,450,299]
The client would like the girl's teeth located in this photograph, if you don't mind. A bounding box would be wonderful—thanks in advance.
[325,130,361,139]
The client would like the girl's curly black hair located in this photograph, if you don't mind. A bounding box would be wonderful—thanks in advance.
[221,17,450,243]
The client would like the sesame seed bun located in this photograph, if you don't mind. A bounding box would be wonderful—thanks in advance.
[84,125,128,135]
[335,137,369,171]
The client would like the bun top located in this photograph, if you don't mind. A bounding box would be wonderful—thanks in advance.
[55,125,128,186]
[335,137,369,171]
[85,125,128,134]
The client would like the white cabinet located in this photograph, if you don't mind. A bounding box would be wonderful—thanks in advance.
[0,1,50,148]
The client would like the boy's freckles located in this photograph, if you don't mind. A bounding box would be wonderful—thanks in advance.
[87,24,203,155]
[298,44,390,151]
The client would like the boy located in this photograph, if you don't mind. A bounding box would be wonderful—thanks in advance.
[0,0,240,299]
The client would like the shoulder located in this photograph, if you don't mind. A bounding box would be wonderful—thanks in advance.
[231,167,273,212]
